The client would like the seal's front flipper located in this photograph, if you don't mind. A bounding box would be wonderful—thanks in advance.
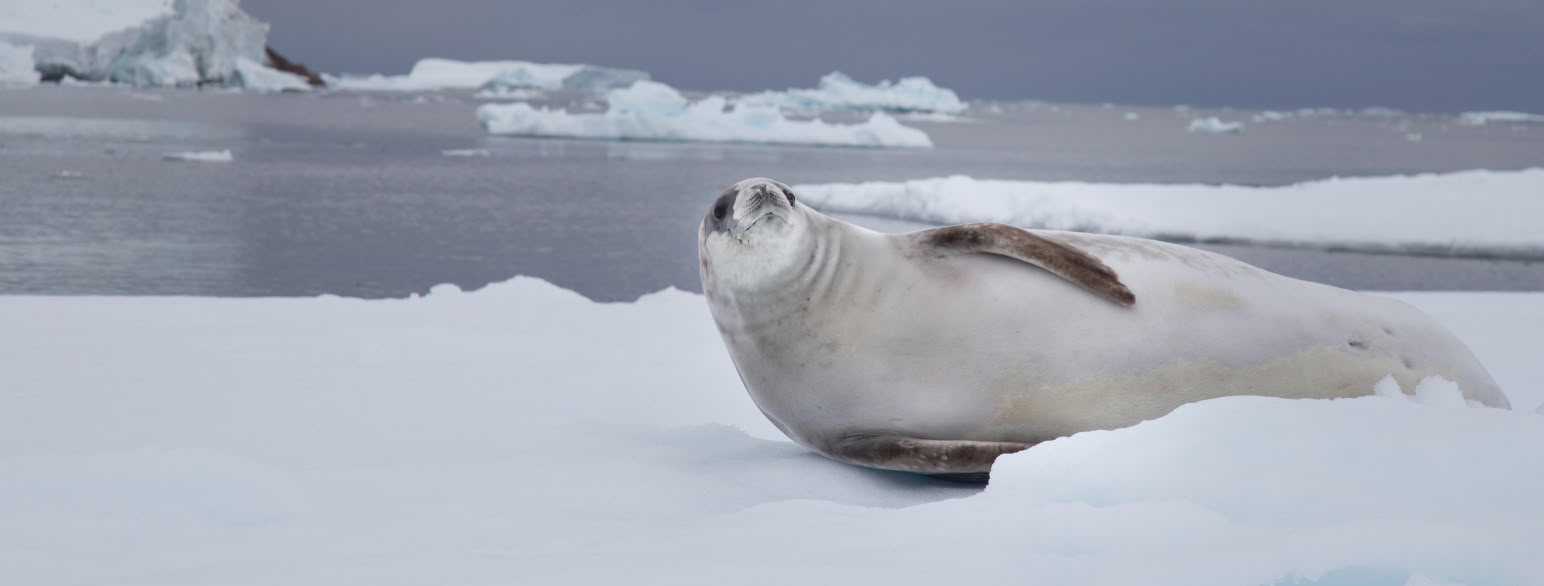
[904,223,1136,307]
[824,432,1034,475]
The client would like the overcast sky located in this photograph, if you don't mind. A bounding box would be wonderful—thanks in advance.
[249,0,1544,113]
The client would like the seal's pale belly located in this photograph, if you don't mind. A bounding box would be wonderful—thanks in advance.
[718,229,1508,449]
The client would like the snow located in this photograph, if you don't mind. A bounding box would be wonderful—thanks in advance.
[1459,111,1544,126]
[332,57,648,92]
[161,149,232,162]
[737,71,967,114]
[1188,116,1245,133]
[478,80,933,148]
[795,169,1544,257]
[0,40,39,86]
[0,0,304,90]
[0,277,1541,586]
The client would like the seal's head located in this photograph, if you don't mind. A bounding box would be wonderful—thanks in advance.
[699,177,811,290]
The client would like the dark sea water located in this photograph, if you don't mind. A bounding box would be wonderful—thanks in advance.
[2,85,1543,300]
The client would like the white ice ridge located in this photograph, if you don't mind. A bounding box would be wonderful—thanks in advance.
[331,57,649,92]
[737,71,967,114]
[161,149,232,162]
[477,80,933,148]
[1459,111,1544,126]
[1,278,1541,585]
[0,0,309,90]
[1187,116,1244,133]
[795,169,1544,257]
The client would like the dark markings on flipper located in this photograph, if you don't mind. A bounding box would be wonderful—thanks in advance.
[824,432,1034,474]
[905,223,1137,307]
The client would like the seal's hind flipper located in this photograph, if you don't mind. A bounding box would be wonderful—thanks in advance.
[824,432,1034,475]
[905,223,1136,307]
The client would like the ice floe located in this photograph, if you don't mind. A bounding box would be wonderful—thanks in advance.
[161,149,232,162]
[331,57,649,93]
[440,148,491,157]
[737,71,967,114]
[0,277,1540,585]
[795,169,1544,257]
[478,80,933,148]
[0,0,308,89]
[1187,116,1245,133]
[1459,111,1544,126]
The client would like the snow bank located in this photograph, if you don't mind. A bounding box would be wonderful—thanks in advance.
[1459,111,1544,126]
[796,169,1544,257]
[332,57,649,92]
[0,278,1540,586]
[0,40,39,86]
[1188,116,1244,133]
[738,71,967,114]
[478,80,933,148]
[0,0,304,89]
[161,149,232,162]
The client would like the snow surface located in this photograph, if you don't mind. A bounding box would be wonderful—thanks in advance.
[478,80,933,148]
[0,39,38,86]
[795,169,1544,257]
[0,0,303,89]
[332,57,648,92]
[1459,111,1544,126]
[161,149,232,162]
[1188,116,1245,133]
[737,71,967,114]
[0,278,1540,586]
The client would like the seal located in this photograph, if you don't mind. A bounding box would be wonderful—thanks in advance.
[699,177,1511,478]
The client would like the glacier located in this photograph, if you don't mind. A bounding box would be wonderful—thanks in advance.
[1,277,1541,586]
[0,40,39,86]
[331,57,650,93]
[795,169,1544,258]
[1459,111,1544,126]
[737,71,968,114]
[0,0,312,90]
[477,80,934,148]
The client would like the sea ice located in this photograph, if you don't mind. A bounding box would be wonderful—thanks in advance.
[161,149,232,162]
[1187,116,1244,133]
[0,278,1540,586]
[736,71,967,114]
[1459,111,1544,126]
[477,80,933,148]
[332,57,649,92]
[794,169,1544,257]
[441,148,491,157]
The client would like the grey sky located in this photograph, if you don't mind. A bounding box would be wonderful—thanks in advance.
[249,0,1544,113]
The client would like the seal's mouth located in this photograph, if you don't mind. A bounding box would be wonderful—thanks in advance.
[732,211,787,243]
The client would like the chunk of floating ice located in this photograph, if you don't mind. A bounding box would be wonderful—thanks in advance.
[1458,111,1544,126]
[162,149,233,162]
[1187,116,1244,134]
[736,71,967,114]
[0,41,40,87]
[440,148,491,157]
[477,80,933,148]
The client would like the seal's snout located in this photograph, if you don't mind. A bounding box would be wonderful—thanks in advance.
[706,178,797,237]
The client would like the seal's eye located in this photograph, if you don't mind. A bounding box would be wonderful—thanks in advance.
[784,189,795,206]
[713,201,728,221]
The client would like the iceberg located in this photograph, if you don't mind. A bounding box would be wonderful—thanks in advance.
[738,71,967,114]
[1,277,1542,585]
[794,169,1544,257]
[1459,111,1544,126]
[1187,116,1244,134]
[0,0,313,89]
[0,40,39,86]
[161,149,233,162]
[331,57,650,92]
[477,80,933,148]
